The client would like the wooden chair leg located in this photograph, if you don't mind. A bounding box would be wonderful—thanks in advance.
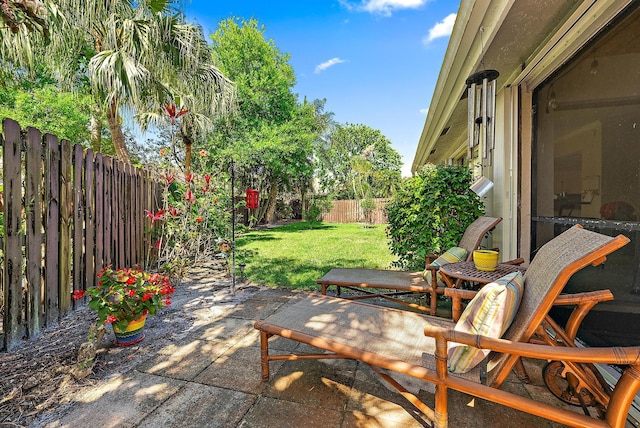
[514,357,530,383]
[260,330,271,381]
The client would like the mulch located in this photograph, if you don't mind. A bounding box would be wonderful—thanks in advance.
[0,260,245,427]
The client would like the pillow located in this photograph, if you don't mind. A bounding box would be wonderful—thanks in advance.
[422,246,468,284]
[447,271,524,374]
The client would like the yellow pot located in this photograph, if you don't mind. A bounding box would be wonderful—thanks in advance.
[473,250,499,272]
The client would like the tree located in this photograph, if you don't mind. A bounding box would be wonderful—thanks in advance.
[315,123,402,199]
[209,17,318,224]
[0,84,92,143]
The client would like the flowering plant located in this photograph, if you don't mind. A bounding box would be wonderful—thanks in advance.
[73,266,175,331]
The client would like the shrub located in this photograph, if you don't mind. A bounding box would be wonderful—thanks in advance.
[360,198,377,226]
[385,164,484,270]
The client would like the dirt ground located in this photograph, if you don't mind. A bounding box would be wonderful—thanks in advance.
[0,260,258,427]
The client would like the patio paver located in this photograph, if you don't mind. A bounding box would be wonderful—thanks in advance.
[35,286,606,428]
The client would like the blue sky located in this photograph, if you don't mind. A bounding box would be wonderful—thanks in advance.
[183,0,458,176]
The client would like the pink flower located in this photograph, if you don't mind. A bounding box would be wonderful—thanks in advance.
[199,150,208,157]
[164,173,175,185]
[185,190,196,203]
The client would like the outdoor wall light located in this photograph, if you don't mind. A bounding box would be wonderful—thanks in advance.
[470,175,494,197]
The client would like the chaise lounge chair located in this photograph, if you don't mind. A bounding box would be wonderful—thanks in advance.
[255,225,640,427]
[317,216,503,315]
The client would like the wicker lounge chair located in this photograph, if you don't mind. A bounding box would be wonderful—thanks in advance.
[255,225,639,427]
[317,216,503,315]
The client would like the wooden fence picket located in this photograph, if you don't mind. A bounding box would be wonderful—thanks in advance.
[45,133,61,324]
[25,127,43,337]
[3,119,25,348]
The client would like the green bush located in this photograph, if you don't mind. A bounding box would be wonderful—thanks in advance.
[385,164,484,270]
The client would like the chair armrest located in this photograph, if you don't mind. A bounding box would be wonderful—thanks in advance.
[424,323,640,365]
[501,257,525,266]
[444,288,478,321]
[425,254,440,266]
[551,289,614,341]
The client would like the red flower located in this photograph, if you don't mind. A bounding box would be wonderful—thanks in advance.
[105,314,117,324]
[164,104,188,125]
[184,173,194,183]
[126,276,136,285]
[72,290,85,300]
[204,174,211,185]
[154,239,162,249]
[128,289,136,297]
[195,216,203,223]
[185,190,196,203]
[145,209,165,222]
[142,292,154,301]
[168,206,181,217]
[164,172,175,185]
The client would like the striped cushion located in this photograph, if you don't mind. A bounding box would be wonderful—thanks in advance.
[447,271,524,374]
[422,246,468,283]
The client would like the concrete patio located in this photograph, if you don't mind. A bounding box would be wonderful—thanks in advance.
[31,272,616,428]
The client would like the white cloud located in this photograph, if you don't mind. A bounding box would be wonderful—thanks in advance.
[315,57,347,74]
[419,107,429,115]
[340,0,428,16]
[423,13,456,44]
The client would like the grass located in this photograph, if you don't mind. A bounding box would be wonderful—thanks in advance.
[235,221,397,290]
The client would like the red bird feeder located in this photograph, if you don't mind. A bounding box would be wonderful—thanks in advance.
[246,189,259,209]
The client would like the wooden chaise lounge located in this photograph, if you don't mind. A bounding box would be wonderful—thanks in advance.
[317,216,502,315]
[255,225,640,427]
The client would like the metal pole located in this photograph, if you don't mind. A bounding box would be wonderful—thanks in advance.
[231,160,236,295]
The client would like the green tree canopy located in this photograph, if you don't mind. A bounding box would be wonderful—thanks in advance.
[208,17,319,224]
[316,123,402,199]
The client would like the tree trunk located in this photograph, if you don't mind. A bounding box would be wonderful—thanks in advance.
[265,180,279,224]
[182,132,192,176]
[90,114,102,153]
[106,100,131,163]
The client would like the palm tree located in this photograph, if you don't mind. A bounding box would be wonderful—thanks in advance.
[2,0,235,163]
[136,19,236,174]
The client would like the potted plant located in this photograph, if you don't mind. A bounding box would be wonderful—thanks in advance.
[73,266,175,346]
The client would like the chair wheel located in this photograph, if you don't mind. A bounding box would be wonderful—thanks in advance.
[542,361,597,407]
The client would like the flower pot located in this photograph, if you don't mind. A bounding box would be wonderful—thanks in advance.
[112,314,146,346]
[473,250,499,272]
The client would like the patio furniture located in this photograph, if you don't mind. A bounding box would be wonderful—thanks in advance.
[255,225,639,427]
[438,261,525,320]
[317,216,503,315]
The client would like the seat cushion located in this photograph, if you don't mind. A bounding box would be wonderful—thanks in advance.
[447,271,524,374]
[422,246,468,283]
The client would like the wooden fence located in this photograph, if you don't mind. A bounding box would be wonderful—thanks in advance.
[1,118,163,351]
[322,198,389,224]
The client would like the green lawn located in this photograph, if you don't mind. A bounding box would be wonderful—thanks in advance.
[235,221,397,290]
